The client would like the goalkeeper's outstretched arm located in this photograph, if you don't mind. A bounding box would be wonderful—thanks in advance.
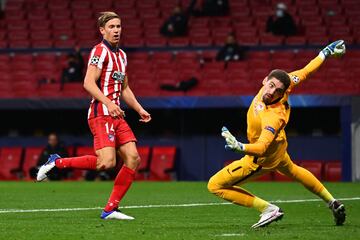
[289,40,346,88]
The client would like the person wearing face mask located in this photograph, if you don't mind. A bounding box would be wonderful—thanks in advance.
[208,40,346,228]
[266,2,297,37]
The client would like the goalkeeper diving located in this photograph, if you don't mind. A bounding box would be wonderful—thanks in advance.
[207,40,346,228]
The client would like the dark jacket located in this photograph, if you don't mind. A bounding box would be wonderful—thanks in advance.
[216,43,246,62]
[37,143,69,166]
[266,12,297,36]
[160,12,189,37]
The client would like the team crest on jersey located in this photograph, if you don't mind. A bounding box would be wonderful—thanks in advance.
[108,133,115,142]
[256,102,265,111]
[292,75,300,85]
[90,56,100,65]
[112,71,125,83]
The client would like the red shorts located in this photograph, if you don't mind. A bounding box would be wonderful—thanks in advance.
[88,116,137,150]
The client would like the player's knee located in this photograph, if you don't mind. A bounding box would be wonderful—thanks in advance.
[123,153,141,170]
[97,157,116,170]
[207,176,222,194]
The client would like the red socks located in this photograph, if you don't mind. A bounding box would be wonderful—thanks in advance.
[104,165,135,212]
[55,155,97,170]
[55,155,135,212]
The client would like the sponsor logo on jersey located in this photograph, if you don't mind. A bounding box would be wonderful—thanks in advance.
[264,126,276,134]
[90,55,100,65]
[292,75,300,85]
[112,71,125,83]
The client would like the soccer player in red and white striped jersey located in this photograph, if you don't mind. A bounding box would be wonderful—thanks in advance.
[37,12,151,220]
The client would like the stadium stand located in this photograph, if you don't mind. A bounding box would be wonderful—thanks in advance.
[324,161,342,182]
[0,147,23,180]
[134,146,151,180]
[148,146,177,181]
[0,145,180,181]
[299,160,324,180]
[22,147,43,180]
[0,0,356,182]
[0,0,359,98]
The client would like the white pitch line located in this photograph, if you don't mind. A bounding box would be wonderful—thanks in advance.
[0,197,359,214]
[215,233,245,237]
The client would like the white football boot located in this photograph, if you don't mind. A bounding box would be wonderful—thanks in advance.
[251,204,284,228]
[36,154,60,181]
[100,209,134,220]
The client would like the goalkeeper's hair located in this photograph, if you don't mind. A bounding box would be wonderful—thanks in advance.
[267,69,291,91]
[98,12,120,28]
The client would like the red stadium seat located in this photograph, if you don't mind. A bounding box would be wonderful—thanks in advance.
[48,0,69,10]
[123,37,145,47]
[145,37,167,47]
[148,146,176,181]
[22,147,43,180]
[151,52,174,63]
[135,146,151,180]
[54,39,76,48]
[38,83,62,98]
[324,161,342,181]
[273,171,293,181]
[9,40,31,48]
[285,36,307,46]
[75,146,95,156]
[190,36,213,47]
[260,34,284,46]
[61,83,89,98]
[168,37,190,47]
[71,146,96,180]
[299,160,324,180]
[0,147,23,180]
[255,172,273,181]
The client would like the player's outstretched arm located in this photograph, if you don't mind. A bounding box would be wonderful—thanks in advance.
[289,40,346,88]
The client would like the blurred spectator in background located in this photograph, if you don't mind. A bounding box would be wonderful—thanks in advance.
[160,5,189,37]
[60,47,84,86]
[30,133,70,180]
[202,0,229,16]
[216,33,246,62]
[160,77,199,92]
[266,2,297,37]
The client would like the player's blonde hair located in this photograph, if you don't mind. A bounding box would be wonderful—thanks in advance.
[97,12,120,28]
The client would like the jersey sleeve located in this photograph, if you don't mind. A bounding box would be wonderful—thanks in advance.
[119,49,128,68]
[243,111,285,156]
[88,45,107,70]
[288,55,325,91]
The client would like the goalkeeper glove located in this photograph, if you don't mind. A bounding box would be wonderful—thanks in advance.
[221,126,245,153]
[320,40,346,58]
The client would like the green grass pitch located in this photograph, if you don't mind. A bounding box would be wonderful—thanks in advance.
[0,181,359,240]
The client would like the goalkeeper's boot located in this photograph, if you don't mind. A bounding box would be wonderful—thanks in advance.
[36,154,61,182]
[329,199,346,226]
[251,204,284,228]
[101,209,134,220]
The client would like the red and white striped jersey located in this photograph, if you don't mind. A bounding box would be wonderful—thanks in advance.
[87,40,128,119]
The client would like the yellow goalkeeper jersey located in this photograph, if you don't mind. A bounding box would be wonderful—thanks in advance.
[243,55,324,168]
